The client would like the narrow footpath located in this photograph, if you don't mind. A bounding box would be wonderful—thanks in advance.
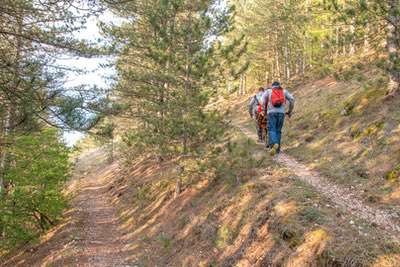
[236,123,400,242]
[71,149,128,266]
[2,149,131,267]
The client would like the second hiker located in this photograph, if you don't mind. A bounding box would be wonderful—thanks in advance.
[248,87,267,143]
[262,81,295,155]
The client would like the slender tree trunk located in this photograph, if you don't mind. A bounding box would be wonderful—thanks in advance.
[275,48,280,80]
[350,20,356,55]
[0,109,11,193]
[175,178,181,198]
[238,73,245,96]
[0,14,23,193]
[306,0,312,69]
[271,58,276,80]
[335,26,340,58]
[265,68,270,85]
[303,38,307,74]
[243,73,247,95]
[386,0,400,96]
[284,45,290,82]
[363,20,370,53]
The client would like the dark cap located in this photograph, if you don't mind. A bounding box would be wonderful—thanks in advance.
[272,81,281,88]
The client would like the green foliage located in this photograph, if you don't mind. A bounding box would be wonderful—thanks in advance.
[0,1,105,133]
[106,0,240,160]
[215,224,235,248]
[386,165,400,182]
[299,206,324,224]
[156,233,172,250]
[0,129,70,251]
[206,138,264,185]
[93,122,116,162]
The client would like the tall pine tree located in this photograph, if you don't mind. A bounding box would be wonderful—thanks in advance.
[102,0,242,194]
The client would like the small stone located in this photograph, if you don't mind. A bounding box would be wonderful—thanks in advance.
[350,220,354,225]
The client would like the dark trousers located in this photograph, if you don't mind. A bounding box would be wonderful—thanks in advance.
[255,114,267,142]
[268,112,285,149]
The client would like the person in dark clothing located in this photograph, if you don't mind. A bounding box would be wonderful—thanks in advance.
[248,87,267,143]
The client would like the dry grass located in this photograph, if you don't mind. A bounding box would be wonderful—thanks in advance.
[103,128,400,266]
[3,133,399,266]
[284,64,400,210]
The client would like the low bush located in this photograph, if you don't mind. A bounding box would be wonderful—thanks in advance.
[0,129,70,252]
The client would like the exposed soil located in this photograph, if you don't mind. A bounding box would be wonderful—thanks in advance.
[1,148,132,267]
[236,123,400,241]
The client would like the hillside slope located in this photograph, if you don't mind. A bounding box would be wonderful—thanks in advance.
[230,60,400,211]
[2,63,400,267]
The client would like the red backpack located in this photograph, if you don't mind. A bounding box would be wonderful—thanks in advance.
[271,88,285,108]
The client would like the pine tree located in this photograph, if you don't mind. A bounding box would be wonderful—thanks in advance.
[102,0,242,194]
[0,1,106,192]
[327,0,400,95]
[105,0,239,156]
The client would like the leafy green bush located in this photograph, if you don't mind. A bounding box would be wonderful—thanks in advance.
[0,129,70,251]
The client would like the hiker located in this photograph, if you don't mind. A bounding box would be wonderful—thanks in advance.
[248,87,267,143]
[262,81,295,155]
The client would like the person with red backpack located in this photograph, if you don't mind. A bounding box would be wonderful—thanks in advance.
[262,81,295,155]
[248,87,267,143]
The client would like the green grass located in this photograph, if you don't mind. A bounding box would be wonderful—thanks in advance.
[156,233,172,250]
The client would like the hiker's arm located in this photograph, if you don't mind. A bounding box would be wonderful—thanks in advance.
[262,93,268,113]
[248,98,255,117]
[285,90,295,114]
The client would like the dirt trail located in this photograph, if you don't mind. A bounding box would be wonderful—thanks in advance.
[71,149,128,267]
[2,148,131,267]
[236,124,400,241]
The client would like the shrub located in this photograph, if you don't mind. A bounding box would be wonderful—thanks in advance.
[386,165,400,182]
[0,129,70,251]
[207,138,265,186]
[299,206,324,224]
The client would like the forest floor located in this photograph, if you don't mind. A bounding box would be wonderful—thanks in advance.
[1,148,132,267]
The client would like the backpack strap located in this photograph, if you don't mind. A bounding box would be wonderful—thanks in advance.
[265,90,270,112]
[254,95,259,105]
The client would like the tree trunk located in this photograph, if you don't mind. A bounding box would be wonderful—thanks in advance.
[386,0,400,96]
[349,19,356,55]
[174,164,184,199]
[335,26,340,58]
[174,178,181,199]
[0,109,11,193]
[238,73,245,95]
[243,74,247,95]
[0,14,23,193]
[363,21,370,53]
[275,48,280,80]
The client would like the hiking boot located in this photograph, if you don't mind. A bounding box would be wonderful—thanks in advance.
[270,144,279,156]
